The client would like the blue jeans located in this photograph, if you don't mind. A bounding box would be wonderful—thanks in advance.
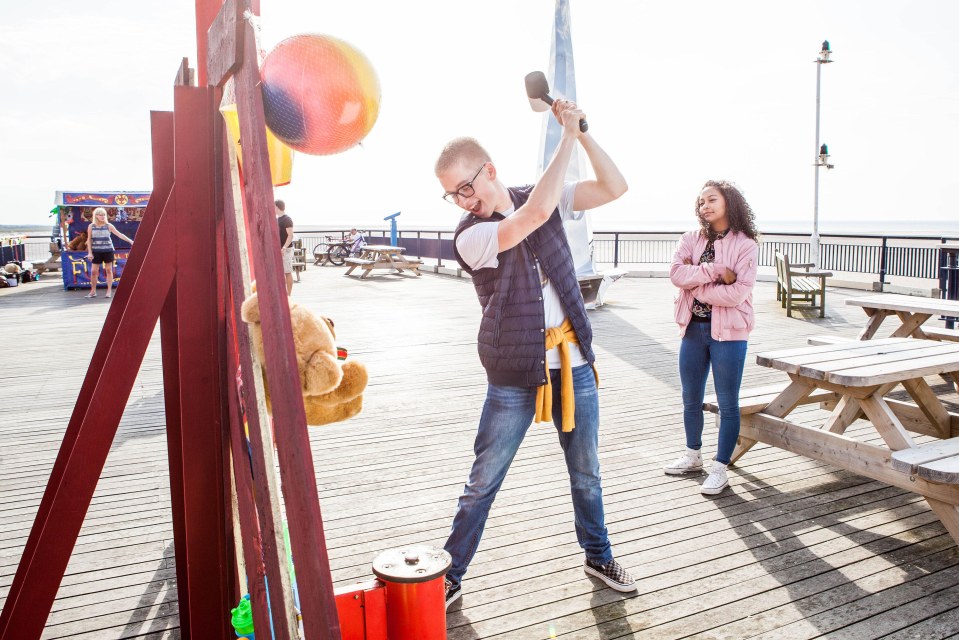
[679,321,748,465]
[444,363,611,587]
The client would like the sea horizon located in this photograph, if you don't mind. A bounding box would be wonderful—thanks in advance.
[4,217,959,238]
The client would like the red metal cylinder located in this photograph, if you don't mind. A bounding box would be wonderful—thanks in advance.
[371,546,451,640]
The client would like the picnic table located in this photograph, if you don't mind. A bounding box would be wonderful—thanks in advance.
[344,244,422,279]
[712,338,959,544]
[845,293,959,342]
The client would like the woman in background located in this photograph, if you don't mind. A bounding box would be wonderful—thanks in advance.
[665,180,760,495]
[85,207,133,299]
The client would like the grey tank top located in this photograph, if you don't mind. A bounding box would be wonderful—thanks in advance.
[89,225,114,252]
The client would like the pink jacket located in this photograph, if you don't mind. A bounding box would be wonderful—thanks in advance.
[670,229,759,341]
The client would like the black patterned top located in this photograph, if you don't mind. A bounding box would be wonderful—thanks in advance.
[691,230,728,320]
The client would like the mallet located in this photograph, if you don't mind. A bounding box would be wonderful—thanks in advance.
[524,71,588,133]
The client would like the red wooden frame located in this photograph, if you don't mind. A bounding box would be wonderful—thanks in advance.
[0,0,342,637]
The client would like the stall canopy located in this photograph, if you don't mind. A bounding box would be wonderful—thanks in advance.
[55,190,150,289]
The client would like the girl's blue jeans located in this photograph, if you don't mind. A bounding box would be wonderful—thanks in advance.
[679,321,748,465]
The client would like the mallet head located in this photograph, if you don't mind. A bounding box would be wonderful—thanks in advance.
[525,71,553,112]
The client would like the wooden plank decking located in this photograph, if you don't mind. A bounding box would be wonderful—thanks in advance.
[2,267,959,639]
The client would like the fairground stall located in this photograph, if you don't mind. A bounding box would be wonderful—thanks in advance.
[54,191,149,290]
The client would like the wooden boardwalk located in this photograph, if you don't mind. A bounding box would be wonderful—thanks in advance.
[2,266,959,639]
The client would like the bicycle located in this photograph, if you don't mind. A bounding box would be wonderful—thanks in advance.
[312,234,364,266]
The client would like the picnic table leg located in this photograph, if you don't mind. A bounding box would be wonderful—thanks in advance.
[824,397,863,434]
[729,433,757,465]
[901,378,952,439]
[399,257,421,276]
[890,312,932,338]
[819,275,826,318]
[823,381,897,434]
[730,379,815,466]
[344,264,358,276]
[857,309,890,340]
[924,498,959,545]
[858,394,917,451]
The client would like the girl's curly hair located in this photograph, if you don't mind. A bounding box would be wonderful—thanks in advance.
[695,180,760,242]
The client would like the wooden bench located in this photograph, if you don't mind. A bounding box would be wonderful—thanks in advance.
[344,258,375,266]
[704,378,959,441]
[924,327,959,343]
[34,242,62,274]
[704,382,841,416]
[807,335,853,346]
[344,257,381,279]
[775,251,829,318]
[291,242,307,281]
[401,258,423,270]
[892,438,959,484]
[810,327,958,347]
[704,382,959,440]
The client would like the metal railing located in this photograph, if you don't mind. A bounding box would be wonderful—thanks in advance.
[587,232,955,283]
[18,230,959,290]
[7,236,50,263]
[297,229,959,287]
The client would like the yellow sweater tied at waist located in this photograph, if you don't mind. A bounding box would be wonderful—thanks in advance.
[534,318,598,432]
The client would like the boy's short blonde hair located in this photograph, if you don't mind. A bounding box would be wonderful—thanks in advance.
[435,137,491,175]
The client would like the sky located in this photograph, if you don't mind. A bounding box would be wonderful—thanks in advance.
[2,0,958,234]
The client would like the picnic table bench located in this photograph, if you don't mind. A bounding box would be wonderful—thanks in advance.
[705,337,959,544]
[892,439,959,484]
[344,245,422,279]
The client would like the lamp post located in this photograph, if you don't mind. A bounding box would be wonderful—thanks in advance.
[811,40,833,268]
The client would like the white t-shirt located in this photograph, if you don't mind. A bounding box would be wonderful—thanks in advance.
[456,182,587,370]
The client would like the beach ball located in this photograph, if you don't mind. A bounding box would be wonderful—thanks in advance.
[261,34,381,156]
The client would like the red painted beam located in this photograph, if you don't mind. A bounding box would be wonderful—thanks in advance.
[194,0,219,87]
[226,314,271,637]
[231,8,341,639]
[160,281,190,632]
[214,102,240,611]
[0,112,177,640]
[0,193,178,639]
[170,84,232,640]
[149,110,194,636]
[221,126,294,640]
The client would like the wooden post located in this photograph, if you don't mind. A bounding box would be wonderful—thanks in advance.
[221,125,298,640]
[166,83,234,639]
[229,10,342,638]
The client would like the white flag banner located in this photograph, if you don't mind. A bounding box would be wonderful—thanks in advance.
[538,0,595,277]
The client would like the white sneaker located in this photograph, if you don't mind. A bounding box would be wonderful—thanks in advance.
[664,449,703,475]
[701,462,729,495]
